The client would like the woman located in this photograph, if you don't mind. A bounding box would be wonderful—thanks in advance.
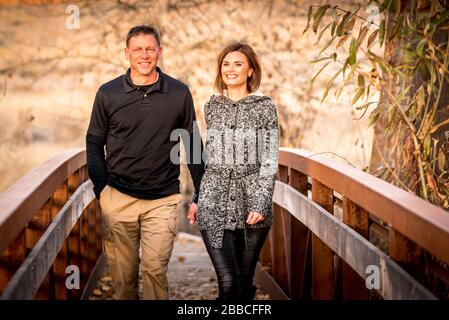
[188,42,279,301]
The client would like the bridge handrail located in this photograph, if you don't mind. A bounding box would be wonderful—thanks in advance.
[279,147,449,265]
[0,148,103,299]
[0,149,86,254]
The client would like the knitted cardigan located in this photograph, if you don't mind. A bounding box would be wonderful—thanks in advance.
[197,94,279,248]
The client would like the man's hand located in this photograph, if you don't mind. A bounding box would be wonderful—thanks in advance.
[187,202,198,224]
[246,211,264,225]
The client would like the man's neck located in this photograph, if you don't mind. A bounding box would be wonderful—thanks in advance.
[130,69,159,86]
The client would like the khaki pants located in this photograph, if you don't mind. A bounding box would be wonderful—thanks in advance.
[99,185,182,300]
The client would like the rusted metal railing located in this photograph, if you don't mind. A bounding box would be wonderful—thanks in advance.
[0,149,103,299]
[255,148,449,300]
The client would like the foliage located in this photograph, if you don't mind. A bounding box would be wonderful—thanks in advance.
[304,0,449,209]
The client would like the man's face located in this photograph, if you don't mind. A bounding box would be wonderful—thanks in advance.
[125,34,162,78]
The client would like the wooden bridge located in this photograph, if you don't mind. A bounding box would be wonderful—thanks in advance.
[0,148,448,300]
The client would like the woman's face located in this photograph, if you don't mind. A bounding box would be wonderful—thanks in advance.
[221,51,253,91]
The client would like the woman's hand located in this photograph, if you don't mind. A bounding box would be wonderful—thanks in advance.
[187,202,198,224]
[246,211,264,225]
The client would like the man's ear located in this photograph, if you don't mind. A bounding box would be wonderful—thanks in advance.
[124,47,130,61]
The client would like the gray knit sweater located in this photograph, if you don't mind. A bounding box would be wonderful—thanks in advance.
[197,94,279,248]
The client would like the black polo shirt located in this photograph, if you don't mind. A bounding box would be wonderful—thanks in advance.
[86,67,204,201]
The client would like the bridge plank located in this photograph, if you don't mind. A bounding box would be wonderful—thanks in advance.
[342,198,369,300]
[288,169,310,299]
[270,165,289,295]
[0,181,95,300]
[311,179,335,300]
[273,181,436,300]
[51,181,69,300]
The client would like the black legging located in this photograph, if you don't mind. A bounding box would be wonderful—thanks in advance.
[201,226,270,301]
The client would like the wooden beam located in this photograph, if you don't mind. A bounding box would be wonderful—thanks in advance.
[51,181,69,300]
[288,169,310,299]
[389,228,421,279]
[0,181,95,300]
[311,179,334,300]
[342,198,369,300]
[254,263,289,300]
[273,181,436,300]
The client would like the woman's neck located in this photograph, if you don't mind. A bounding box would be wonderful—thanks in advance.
[225,85,249,101]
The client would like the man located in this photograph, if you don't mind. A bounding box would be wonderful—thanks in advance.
[86,25,204,300]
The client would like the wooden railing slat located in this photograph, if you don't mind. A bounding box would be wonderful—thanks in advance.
[342,198,370,300]
[311,179,335,300]
[0,181,95,300]
[273,181,436,300]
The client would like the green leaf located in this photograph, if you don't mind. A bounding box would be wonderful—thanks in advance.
[389,15,404,40]
[358,74,365,87]
[331,20,338,36]
[336,12,351,36]
[438,150,446,172]
[430,11,449,28]
[314,21,334,45]
[416,39,426,57]
[310,56,333,64]
[379,0,393,13]
[313,4,331,33]
[379,19,386,47]
[355,101,377,110]
[416,85,425,115]
[367,29,379,48]
[336,33,350,48]
[394,0,401,17]
[346,17,356,35]
[357,25,369,47]
[352,87,365,104]
[303,6,313,33]
[308,61,331,92]
[369,107,380,126]
[321,69,343,103]
[348,39,357,66]
[319,35,337,54]
[424,135,431,157]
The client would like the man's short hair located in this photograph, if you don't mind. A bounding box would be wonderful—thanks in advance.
[126,25,161,47]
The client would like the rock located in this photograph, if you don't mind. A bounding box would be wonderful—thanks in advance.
[92,288,102,296]
[101,284,111,292]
